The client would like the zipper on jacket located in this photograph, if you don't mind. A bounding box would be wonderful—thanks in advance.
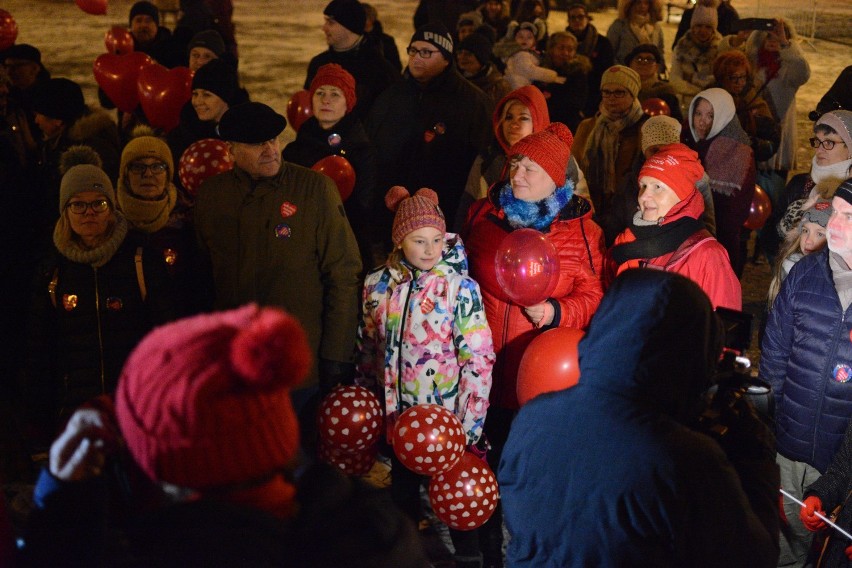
[94,267,106,394]
[397,275,416,414]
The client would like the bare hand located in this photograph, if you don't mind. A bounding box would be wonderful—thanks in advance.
[49,409,116,482]
[553,76,567,85]
[524,302,555,328]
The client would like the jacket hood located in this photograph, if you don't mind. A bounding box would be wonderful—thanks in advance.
[492,85,551,154]
[658,184,705,224]
[688,87,736,140]
[577,269,721,423]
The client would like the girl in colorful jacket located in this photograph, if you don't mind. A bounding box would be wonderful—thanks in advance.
[355,186,495,566]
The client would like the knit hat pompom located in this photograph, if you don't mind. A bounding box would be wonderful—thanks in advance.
[508,121,574,187]
[386,186,445,246]
[60,145,103,176]
[231,307,312,388]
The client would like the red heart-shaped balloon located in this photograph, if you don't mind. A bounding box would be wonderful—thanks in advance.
[137,64,193,133]
[0,10,18,51]
[104,26,134,55]
[93,52,153,113]
[75,0,108,15]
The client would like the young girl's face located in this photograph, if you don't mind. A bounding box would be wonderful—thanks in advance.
[801,221,827,254]
[515,29,537,50]
[401,226,445,271]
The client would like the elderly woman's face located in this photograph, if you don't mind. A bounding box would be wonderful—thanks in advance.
[721,65,748,96]
[639,176,680,221]
[502,101,534,148]
[812,128,851,166]
[510,155,556,202]
[127,157,169,199]
[66,190,112,244]
[692,99,714,140]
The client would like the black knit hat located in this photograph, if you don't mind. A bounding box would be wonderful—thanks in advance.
[187,29,226,57]
[217,102,286,144]
[410,22,454,60]
[835,178,852,207]
[192,59,240,105]
[625,43,662,66]
[3,44,41,65]
[458,32,493,66]
[32,78,86,122]
[323,0,367,35]
[129,1,159,25]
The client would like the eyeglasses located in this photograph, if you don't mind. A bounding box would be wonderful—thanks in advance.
[601,89,630,99]
[127,162,168,175]
[727,74,748,82]
[66,199,110,214]
[810,137,847,150]
[407,47,440,59]
[633,56,657,64]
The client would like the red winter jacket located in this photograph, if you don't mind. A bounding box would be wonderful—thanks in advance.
[464,191,605,409]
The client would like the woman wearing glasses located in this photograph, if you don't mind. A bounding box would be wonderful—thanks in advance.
[23,148,176,446]
[778,110,852,236]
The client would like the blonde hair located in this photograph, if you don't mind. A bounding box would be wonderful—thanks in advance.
[767,222,827,308]
[618,0,663,22]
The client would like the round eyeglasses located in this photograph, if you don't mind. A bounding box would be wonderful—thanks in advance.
[66,199,110,214]
[810,137,847,150]
[407,47,440,59]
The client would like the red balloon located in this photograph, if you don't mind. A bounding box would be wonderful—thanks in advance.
[286,89,313,132]
[137,64,192,133]
[0,10,18,52]
[744,185,772,230]
[517,327,583,406]
[428,452,499,531]
[642,97,671,117]
[392,405,466,476]
[318,442,378,476]
[178,138,234,196]
[104,26,134,55]
[317,385,383,453]
[494,228,560,307]
[93,52,153,113]
[312,155,355,202]
[75,0,107,15]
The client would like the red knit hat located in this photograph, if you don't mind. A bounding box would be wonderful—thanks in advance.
[508,122,574,187]
[639,143,705,201]
[115,305,311,491]
[310,63,357,114]
[385,186,446,247]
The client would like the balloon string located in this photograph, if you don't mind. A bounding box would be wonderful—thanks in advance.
[780,488,852,542]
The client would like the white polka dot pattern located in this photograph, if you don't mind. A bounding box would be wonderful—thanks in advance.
[318,385,383,452]
[392,404,466,476]
[428,452,499,531]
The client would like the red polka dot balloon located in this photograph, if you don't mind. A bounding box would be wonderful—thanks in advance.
[428,452,499,531]
[178,138,234,196]
[392,404,466,476]
[318,385,383,453]
[318,441,377,476]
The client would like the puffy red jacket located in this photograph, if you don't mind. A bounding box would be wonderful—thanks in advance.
[464,192,605,409]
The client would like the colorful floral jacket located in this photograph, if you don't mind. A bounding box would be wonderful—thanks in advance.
[355,234,495,444]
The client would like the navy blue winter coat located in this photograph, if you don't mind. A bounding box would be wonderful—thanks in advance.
[760,248,852,473]
[499,269,779,567]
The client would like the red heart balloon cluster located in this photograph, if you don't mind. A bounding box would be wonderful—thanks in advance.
[179,139,234,196]
[138,64,192,132]
[318,385,383,452]
[517,327,583,406]
[392,404,466,476]
[428,452,499,531]
[494,228,560,307]
[317,385,383,476]
[0,10,18,51]
[93,52,154,113]
[286,89,313,132]
[104,26,134,55]
[312,155,355,203]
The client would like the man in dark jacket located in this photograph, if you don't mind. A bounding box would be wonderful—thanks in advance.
[500,269,779,566]
[193,102,362,402]
[367,22,491,251]
[761,179,852,567]
[303,0,399,120]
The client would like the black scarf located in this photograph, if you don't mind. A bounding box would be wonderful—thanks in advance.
[610,217,704,266]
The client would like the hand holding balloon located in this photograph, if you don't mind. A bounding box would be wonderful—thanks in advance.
[524,302,554,328]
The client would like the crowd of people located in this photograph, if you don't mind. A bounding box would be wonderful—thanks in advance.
[1,0,852,566]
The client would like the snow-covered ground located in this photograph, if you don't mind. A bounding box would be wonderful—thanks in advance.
[5,0,851,168]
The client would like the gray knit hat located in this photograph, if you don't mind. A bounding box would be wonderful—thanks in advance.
[59,165,115,214]
[800,198,833,229]
[816,110,852,155]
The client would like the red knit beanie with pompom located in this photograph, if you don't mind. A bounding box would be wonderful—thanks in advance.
[385,186,446,247]
[115,305,311,492]
[309,63,357,114]
[508,122,574,187]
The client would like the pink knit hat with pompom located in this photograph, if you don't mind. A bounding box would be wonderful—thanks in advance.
[385,186,446,246]
[116,304,311,491]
